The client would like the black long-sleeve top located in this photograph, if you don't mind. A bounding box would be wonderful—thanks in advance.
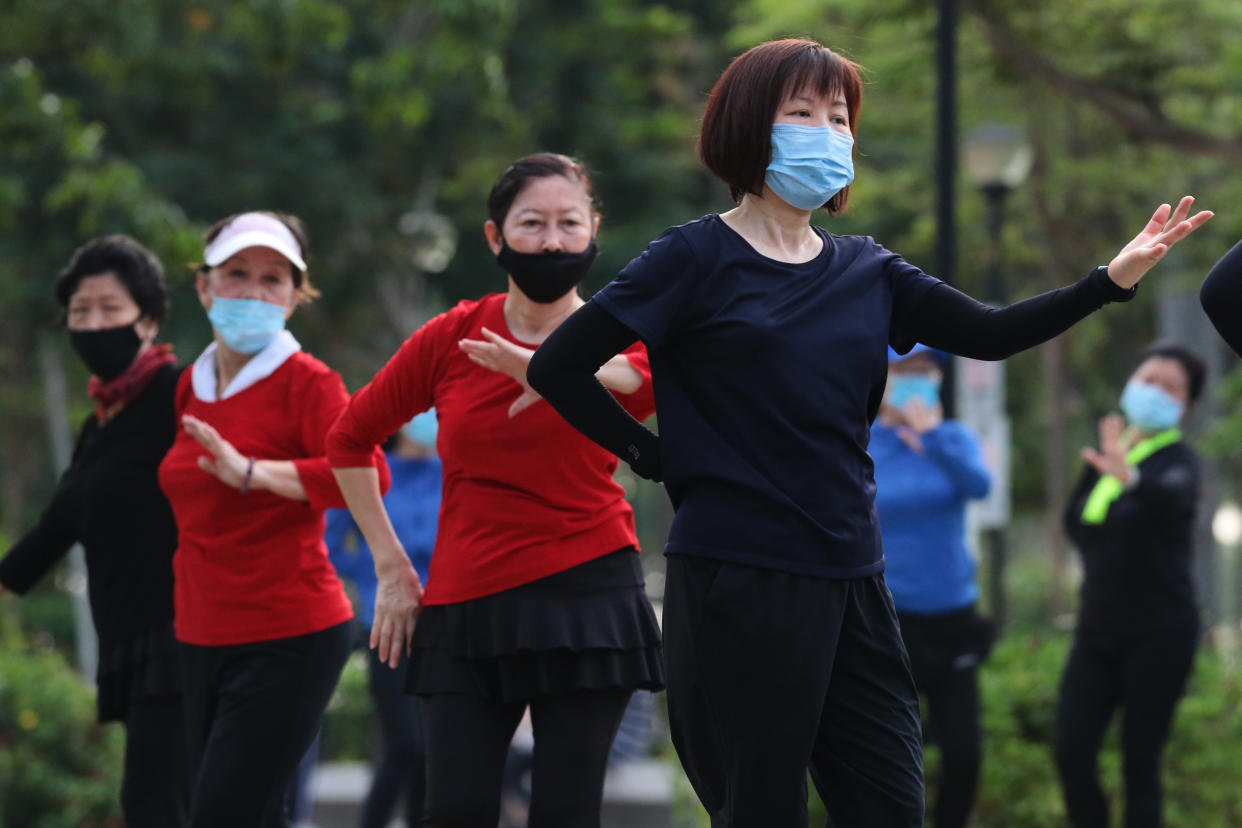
[1200,239,1242,356]
[527,218,1133,578]
[1063,443,1200,635]
[530,268,1132,483]
[0,363,183,658]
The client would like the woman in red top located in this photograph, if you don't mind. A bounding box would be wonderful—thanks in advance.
[328,153,664,828]
[158,211,389,827]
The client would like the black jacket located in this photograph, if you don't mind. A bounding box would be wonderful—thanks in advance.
[1064,441,1200,636]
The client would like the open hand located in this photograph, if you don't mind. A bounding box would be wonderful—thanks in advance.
[1107,196,1213,290]
[459,327,544,417]
[371,560,423,668]
[183,415,250,488]
[1082,413,1136,483]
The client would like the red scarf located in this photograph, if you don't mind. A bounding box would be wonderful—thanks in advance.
[87,344,177,422]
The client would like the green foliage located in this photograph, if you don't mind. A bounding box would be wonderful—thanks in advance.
[319,649,372,762]
[0,635,123,827]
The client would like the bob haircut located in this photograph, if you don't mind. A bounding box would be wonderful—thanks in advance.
[698,38,864,212]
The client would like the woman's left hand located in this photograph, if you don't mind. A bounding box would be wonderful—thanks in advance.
[459,327,543,417]
[183,414,250,488]
[1107,196,1213,290]
[1082,413,1136,484]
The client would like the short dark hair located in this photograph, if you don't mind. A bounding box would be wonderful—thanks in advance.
[55,235,169,324]
[698,38,864,211]
[1137,341,1207,404]
[200,211,319,303]
[486,152,596,228]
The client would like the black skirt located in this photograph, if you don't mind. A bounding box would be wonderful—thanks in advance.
[406,547,665,703]
[95,622,183,722]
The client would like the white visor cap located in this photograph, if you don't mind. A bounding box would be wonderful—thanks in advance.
[203,212,307,273]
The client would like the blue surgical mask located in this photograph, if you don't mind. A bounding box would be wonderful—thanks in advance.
[402,409,438,448]
[1120,380,1184,431]
[888,375,941,409]
[765,124,855,211]
[207,295,287,355]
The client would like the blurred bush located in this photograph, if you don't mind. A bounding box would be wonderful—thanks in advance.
[319,648,373,762]
[0,631,123,827]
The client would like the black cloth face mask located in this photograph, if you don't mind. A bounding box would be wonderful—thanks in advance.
[69,324,143,380]
[496,240,598,304]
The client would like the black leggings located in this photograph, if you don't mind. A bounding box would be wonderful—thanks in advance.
[181,621,353,828]
[121,694,190,827]
[1054,627,1198,828]
[420,687,632,828]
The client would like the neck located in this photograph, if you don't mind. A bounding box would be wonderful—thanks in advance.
[503,284,583,343]
[721,191,821,259]
[213,337,256,392]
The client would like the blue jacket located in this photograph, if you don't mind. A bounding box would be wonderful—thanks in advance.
[325,455,442,628]
[871,421,992,614]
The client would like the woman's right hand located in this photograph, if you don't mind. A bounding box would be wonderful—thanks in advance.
[371,556,423,668]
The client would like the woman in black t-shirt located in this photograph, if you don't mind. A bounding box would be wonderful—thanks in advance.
[528,38,1211,826]
[0,236,187,827]
[1056,342,1204,828]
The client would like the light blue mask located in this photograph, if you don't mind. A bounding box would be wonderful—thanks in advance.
[888,375,941,409]
[1120,380,1183,431]
[402,409,438,448]
[207,296,287,355]
[765,124,855,211]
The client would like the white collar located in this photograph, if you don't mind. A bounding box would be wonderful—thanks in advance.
[191,330,302,401]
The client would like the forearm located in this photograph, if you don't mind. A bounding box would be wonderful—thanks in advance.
[1200,240,1242,356]
[922,428,992,499]
[331,467,415,578]
[595,354,643,394]
[528,300,661,480]
[908,267,1134,361]
[249,460,307,501]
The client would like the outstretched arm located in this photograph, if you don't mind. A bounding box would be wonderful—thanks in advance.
[908,198,1211,360]
[1200,240,1242,356]
[527,300,662,480]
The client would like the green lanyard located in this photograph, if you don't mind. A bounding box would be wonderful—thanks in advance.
[1080,428,1180,525]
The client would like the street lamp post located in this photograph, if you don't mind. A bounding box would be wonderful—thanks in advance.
[962,124,1032,628]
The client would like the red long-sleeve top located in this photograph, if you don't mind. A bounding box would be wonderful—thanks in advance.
[159,352,390,646]
[326,293,656,605]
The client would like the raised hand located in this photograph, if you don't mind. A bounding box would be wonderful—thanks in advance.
[1082,413,1135,483]
[183,415,250,488]
[1107,197,1213,290]
[903,398,943,435]
[459,327,544,418]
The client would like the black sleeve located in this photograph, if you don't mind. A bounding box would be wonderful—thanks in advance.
[0,474,79,594]
[528,300,662,480]
[906,267,1135,361]
[1200,240,1242,356]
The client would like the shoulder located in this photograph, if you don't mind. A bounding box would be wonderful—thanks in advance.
[285,351,348,398]
[821,232,901,267]
[1149,441,1200,471]
[419,294,499,341]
